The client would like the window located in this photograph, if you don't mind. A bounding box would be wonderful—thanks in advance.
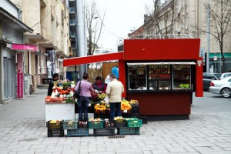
[128,65,147,90]
[149,65,171,90]
[127,62,193,91]
[172,65,191,89]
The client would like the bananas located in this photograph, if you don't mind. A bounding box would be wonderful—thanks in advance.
[98,93,106,99]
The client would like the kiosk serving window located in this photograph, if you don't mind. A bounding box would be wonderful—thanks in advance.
[172,64,191,90]
[128,65,147,90]
[127,62,194,92]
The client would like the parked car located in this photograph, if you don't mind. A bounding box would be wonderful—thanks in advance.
[209,76,231,98]
[203,73,221,91]
[220,72,231,80]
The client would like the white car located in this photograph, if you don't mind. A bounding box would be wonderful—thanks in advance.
[220,72,231,80]
[209,76,231,98]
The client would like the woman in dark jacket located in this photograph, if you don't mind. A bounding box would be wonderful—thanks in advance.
[93,76,107,93]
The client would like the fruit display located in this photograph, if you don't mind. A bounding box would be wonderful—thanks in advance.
[130,100,139,105]
[121,99,132,111]
[179,84,190,88]
[94,104,106,111]
[98,93,106,99]
[114,116,124,122]
[89,118,102,122]
[45,79,75,104]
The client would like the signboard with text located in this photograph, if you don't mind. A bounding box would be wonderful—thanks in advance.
[17,53,24,98]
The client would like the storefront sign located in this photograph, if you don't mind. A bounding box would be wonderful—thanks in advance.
[12,44,37,51]
[17,53,24,98]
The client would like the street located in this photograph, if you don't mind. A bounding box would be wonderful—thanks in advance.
[0,89,231,154]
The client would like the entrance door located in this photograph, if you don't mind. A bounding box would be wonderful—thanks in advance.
[3,57,12,98]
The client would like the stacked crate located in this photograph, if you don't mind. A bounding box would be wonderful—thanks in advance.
[47,120,64,137]
[117,118,142,135]
[89,119,115,136]
[63,120,89,137]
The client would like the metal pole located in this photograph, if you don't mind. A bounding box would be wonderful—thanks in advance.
[77,0,86,79]
[207,0,210,73]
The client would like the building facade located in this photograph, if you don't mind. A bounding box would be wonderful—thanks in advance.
[10,0,71,93]
[143,0,231,72]
[0,0,33,103]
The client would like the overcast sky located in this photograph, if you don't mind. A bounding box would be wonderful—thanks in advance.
[85,0,155,51]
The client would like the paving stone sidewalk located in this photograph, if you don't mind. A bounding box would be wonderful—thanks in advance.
[0,89,231,154]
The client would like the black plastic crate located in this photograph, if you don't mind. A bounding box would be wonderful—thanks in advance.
[104,120,116,129]
[78,120,88,128]
[117,127,140,135]
[66,129,89,137]
[114,120,126,128]
[47,120,63,129]
[131,106,139,113]
[93,128,115,136]
[140,116,148,124]
[47,128,64,137]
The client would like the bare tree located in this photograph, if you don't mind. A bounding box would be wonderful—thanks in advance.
[85,1,105,55]
[205,0,231,72]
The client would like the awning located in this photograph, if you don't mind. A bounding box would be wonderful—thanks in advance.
[63,52,124,67]
[127,62,196,66]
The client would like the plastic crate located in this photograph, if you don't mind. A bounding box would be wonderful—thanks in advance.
[117,127,140,135]
[47,120,63,129]
[78,120,88,128]
[125,118,142,128]
[63,120,78,129]
[47,128,64,137]
[114,120,126,128]
[93,128,115,136]
[89,120,103,129]
[66,129,89,137]
[104,120,116,129]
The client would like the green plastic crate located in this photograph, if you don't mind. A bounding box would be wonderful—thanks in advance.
[117,127,140,135]
[67,129,89,137]
[125,118,142,128]
[63,120,78,129]
[88,121,103,129]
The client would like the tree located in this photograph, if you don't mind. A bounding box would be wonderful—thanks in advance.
[206,0,231,72]
[85,1,105,55]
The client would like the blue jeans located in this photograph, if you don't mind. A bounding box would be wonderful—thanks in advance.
[78,96,89,120]
[110,102,121,121]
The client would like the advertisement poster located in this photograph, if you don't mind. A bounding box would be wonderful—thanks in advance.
[17,53,23,98]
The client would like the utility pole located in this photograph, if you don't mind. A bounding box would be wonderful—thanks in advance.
[206,0,210,73]
[77,0,86,79]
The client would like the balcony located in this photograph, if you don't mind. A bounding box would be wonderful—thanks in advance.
[69,7,75,13]
[70,31,76,38]
[69,19,76,26]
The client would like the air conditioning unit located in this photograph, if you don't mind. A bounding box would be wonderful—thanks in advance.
[185,26,188,30]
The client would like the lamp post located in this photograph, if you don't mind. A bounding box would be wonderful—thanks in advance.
[206,0,210,73]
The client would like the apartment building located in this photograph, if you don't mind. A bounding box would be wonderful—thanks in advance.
[144,0,231,72]
[0,0,33,103]
[10,0,71,92]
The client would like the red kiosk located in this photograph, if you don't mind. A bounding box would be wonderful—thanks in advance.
[64,39,203,120]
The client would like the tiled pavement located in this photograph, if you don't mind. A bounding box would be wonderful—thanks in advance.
[0,89,231,154]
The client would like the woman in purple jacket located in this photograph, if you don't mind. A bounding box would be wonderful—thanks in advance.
[75,73,94,120]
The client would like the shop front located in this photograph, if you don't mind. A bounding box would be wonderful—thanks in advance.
[63,39,203,120]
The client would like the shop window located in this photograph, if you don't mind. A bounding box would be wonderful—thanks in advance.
[128,65,147,90]
[172,65,191,89]
[149,65,171,90]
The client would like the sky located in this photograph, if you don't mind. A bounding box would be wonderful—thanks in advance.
[85,0,155,51]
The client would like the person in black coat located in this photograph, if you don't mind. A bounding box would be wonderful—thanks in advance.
[47,73,59,96]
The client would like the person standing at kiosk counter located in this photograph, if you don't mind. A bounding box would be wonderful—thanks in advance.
[47,73,59,96]
[106,74,124,121]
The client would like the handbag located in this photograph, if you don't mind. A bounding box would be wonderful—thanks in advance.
[74,81,81,99]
